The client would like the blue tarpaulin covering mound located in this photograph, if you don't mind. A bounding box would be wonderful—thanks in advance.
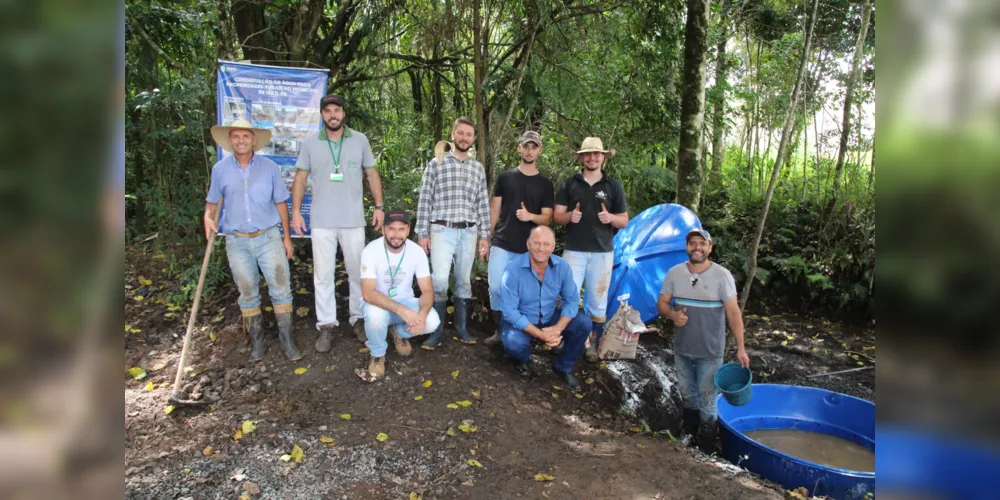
[606,203,701,323]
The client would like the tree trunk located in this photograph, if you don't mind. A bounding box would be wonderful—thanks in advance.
[738,0,820,311]
[231,0,272,62]
[407,69,423,113]
[709,16,729,190]
[831,0,872,199]
[431,46,444,141]
[472,0,491,182]
[675,0,710,214]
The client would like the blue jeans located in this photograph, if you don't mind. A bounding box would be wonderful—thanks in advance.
[501,314,592,373]
[674,353,723,422]
[487,246,521,311]
[562,250,614,325]
[430,225,478,303]
[362,297,441,357]
[225,226,293,311]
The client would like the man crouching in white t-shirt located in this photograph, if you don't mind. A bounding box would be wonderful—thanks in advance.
[356,210,441,381]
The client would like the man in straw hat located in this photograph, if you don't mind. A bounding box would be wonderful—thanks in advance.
[204,119,302,362]
[553,137,629,363]
[415,117,491,349]
[291,94,386,352]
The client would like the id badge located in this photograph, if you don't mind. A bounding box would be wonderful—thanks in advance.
[330,172,344,182]
[388,287,397,297]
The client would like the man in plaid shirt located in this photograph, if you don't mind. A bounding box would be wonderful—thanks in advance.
[415,117,491,349]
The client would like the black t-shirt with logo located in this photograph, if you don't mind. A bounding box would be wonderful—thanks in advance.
[555,172,628,252]
[491,168,555,254]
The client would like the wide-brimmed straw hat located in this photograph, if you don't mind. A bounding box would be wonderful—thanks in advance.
[574,136,615,157]
[210,119,272,152]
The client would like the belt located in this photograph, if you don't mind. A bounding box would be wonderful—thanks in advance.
[432,220,474,229]
[233,229,267,238]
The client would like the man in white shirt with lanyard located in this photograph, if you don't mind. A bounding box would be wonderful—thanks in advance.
[355,210,441,381]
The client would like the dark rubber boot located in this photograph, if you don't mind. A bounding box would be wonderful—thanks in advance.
[681,408,700,440]
[276,310,303,361]
[697,418,719,454]
[452,298,476,344]
[421,301,448,350]
[244,309,266,362]
[484,310,502,346]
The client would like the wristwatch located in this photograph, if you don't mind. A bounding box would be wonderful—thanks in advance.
[375,205,384,211]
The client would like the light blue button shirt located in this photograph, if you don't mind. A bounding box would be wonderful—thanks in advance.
[206,154,290,234]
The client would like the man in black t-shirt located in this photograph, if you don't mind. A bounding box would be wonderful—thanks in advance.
[553,137,629,362]
[485,131,555,345]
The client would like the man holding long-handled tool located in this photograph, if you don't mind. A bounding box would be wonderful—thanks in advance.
[203,119,302,362]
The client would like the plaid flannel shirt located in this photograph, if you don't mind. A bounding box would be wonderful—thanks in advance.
[415,152,491,240]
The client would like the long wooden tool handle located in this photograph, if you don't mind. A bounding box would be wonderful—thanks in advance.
[171,199,224,395]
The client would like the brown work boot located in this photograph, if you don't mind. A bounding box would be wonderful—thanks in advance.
[390,326,412,357]
[353,319,367,343]
[585,332,600,363]
[355,355,385,382]
[314,326,333,353]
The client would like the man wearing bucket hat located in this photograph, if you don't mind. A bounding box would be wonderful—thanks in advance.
[290,94,386,352]
[354,210,441,381]
[553,137,629,363]
[484,130,555,346]
[657,227,749,453]
[204,119,302,362]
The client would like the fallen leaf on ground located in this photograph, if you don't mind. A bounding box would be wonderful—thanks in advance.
[456,400,472,407]
[535,473,555,481]
[467,459,483,468]
[446,403,459,409]
[471,390,481,398]
[241,420,256,434]
[143,381,154,391]
[296,306,310,318]
[138,276,153,286]
[294,367,308,375]
[551,393,559,399]
[290,444,304,463]
[128,367,147,380]
[296,287,308,294]
[209,330,216,342]
[203,446,214,456]
[446,427,456,437]
[133,295,144,302]
[164,405,175,415]
[413,395,423,401]
[458,424,478,433]
[359,347,369,353]
[552,385,561,390]
[543,492,550,499]
[585,377,595,384]
[232,429,244,440]
[339,413,351,420]
[409,492,422,500]
[320,436,334,444]
[243,481,260,495]
[451,370,460,378]
[376,432,389,442]
[423,380,433,388]
[280,454,292,462]
[574,393,584,399]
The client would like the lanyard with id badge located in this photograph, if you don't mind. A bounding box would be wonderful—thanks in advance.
[384,243,406,297]
[326,134,345,182]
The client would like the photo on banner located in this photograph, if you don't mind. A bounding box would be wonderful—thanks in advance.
[215,60,329,237]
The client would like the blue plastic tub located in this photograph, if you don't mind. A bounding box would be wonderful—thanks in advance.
[717,384,875,499]
[714,362,753,406]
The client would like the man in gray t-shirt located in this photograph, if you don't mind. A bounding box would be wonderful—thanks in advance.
[291,94,386,352]
[657,228,749,453]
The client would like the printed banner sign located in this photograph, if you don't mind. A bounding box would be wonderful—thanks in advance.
[216,60,328,237]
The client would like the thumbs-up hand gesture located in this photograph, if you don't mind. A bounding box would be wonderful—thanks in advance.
[570,202,583,224]
[598,203,613,224]
[673,307,689,327]
[516,202,534,222]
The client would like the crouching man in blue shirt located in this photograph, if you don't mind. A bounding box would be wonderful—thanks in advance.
[499,226,591,391]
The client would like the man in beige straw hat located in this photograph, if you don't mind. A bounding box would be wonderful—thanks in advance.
[553,137,629,363]
[204,119,302,362]
[291,94,386,352]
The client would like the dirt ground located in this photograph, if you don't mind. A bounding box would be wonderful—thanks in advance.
[124,245,874,499]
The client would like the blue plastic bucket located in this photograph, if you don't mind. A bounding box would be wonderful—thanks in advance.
[715,362,753,406]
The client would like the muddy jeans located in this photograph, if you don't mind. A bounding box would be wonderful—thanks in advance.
[225,226,293,311]
[674,353,723,422]
[562,250,614,325]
